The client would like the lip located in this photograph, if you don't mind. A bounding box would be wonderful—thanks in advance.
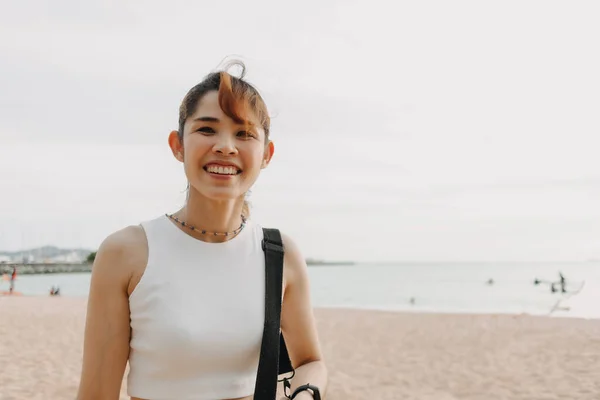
[205,171,236,180]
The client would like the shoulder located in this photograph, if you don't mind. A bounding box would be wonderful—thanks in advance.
[97,224,147,262]
[92,225,148,287]
[281,232,303,263]
[280,232,309,286]
[259,227,304,270]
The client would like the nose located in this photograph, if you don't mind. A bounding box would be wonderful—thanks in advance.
[212,134,238,156]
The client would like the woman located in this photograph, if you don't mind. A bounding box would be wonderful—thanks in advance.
[76,61,328,400]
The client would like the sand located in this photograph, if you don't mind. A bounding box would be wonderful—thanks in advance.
[1,296,599,400]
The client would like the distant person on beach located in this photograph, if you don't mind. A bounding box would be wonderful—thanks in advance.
[76,61,327,400]
[9,266,16,294]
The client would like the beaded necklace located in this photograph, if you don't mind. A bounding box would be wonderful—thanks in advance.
[165,213,246,237]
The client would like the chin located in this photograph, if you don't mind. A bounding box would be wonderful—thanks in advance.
[190,185,245,202]
[206,192,243,201]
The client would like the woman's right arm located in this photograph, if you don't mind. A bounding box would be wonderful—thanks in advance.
[76,226,146,400]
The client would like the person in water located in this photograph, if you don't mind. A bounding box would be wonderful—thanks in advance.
[559,271,567,293]
[76,61,327,400]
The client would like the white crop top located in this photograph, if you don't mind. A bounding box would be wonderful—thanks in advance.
[127,214,266,400]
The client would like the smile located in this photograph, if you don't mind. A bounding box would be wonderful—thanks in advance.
[203,164,242,175]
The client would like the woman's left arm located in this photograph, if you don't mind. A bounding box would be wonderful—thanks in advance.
[280,233,329,399]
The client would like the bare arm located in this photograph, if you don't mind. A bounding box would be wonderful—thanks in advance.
[76,226,146,400]
[280,233,328,399]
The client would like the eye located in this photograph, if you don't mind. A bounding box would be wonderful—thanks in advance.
[196,127,215,134]
[237,130,256,139]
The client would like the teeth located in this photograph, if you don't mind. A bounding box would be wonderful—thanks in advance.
[206,165,238,175]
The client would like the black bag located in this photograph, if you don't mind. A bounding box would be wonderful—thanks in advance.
[253,228,295,399]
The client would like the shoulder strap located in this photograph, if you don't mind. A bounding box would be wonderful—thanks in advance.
[254,228,294,399]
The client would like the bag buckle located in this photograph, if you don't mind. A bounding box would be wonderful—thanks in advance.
[262,239,284,253]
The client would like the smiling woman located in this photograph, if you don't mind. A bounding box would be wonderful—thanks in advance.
[76,60,328,400]
[174,64,273,222]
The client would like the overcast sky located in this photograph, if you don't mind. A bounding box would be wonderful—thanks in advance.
[1,0,599,262]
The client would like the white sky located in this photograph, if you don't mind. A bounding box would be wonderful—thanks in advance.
[0,0,599,262]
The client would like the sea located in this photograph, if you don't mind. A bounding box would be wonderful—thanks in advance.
[4,261,599,319]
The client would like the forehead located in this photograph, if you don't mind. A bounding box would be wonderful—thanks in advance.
[190,91,262,128]
[192,91,221,116]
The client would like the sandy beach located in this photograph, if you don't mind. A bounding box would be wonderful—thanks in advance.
[1,296,599,400]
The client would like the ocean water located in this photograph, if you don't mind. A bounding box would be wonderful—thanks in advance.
[3,262,599,318]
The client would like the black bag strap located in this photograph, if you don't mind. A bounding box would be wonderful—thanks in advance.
[254,228,294,399]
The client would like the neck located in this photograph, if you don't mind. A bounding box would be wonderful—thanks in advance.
[173,191,247,243]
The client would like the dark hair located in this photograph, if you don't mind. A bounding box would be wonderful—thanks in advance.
[177,61,270,217]
[178,61,270,142]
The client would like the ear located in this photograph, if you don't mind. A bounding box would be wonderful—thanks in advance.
[262,140,275,168]
[168,130,184,162]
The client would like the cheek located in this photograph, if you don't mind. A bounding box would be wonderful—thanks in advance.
[239,143,264,162]
[184,136,211,157]
[244,150,266,170]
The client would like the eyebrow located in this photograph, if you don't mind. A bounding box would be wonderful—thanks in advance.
[192,116,220,123]
[191,116,257,131]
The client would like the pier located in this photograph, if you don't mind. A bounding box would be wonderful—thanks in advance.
[0,263,92,275]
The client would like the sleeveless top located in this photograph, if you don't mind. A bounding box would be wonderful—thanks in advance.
[127,214,266,400]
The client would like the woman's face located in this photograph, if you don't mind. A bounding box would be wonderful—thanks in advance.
[172,90,274,203]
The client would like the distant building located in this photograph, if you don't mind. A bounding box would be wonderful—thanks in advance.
[20,255,35,263]
[0,255,12,263]
[50,251,83,263]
